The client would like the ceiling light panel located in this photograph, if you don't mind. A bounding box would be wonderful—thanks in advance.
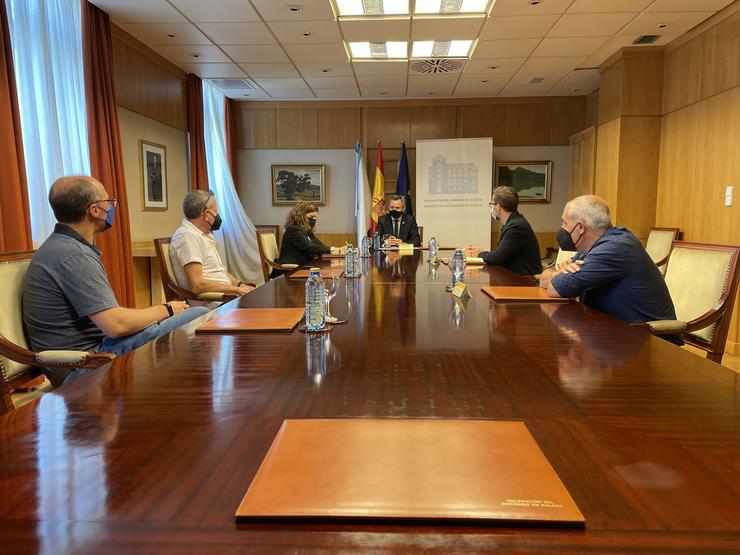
[411,40,472,58]
[336,0,410,16]
[415,0,491,13]
[349,41,408,59]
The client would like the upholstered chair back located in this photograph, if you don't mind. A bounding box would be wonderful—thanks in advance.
[0,254,33,381]
[646,228,680,275]
[556,249,578,265]
[664,246,733,343]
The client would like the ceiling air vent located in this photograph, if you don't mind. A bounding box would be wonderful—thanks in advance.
[208,79,255,91]
[633,34,660,45]
[527,76,546,84]
[410,59,465,74]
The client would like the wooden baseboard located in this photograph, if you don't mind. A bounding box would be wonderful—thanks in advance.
[725,340,738,356]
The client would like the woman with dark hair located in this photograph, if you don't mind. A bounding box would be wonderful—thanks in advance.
[271,201,345,278]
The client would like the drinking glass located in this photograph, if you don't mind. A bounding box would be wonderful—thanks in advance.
[324,273,339,323]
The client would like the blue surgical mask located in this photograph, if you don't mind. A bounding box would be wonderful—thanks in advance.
[104,204,115,230]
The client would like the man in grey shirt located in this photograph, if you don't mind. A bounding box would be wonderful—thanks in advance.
[23,176,209,385]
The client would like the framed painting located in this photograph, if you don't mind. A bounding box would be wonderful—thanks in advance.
[494,161,552,203]
[140,140,168,211]
[271,165,326,206]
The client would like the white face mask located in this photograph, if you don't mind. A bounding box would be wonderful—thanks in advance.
[491,207,500,221]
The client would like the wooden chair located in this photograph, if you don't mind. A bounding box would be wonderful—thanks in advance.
[0,251,114,413]
[257,230,298,282]
[255,224,281,249]
[418,226,423,244]
[153,238,233,303]
[647,241,740,364]
[646,227,680,274]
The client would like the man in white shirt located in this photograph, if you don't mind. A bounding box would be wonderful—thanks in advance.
[170,190,254,297]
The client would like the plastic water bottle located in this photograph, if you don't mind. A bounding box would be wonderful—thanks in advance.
[372,231,381,251]
[428,236,438,263]
[345,245,356,277]
[305,267,326,331]
[451,249,465,286]
[361,236,371,258]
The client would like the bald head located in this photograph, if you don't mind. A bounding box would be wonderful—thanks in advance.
[563,195,612,231]
[49,176,106,223]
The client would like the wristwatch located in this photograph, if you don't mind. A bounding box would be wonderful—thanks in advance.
[163,303,174,317]
[237,280,246,287]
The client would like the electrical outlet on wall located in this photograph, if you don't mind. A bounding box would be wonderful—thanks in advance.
[725,185,733,207]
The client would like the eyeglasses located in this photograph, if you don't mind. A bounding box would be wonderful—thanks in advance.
[488,202,497,208]
[92,198,118,209]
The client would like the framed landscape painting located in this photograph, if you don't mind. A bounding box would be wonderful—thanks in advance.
[494,161,552,203]
[140,140,168,211]
[272,165,326,206]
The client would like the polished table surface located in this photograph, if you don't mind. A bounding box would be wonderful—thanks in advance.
[1,251,739,554]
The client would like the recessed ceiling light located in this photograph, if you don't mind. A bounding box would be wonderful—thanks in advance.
[379,91,389,95]
[320,68,331,73]
[349,41,407,59]
[487,64,499,70]
[336,0,408,16]
[427,91,435,95]
[411,40,473,58]
[415,0,490,13]
[481,79,488,83]
[657,22,668,29]
[302,31,312,37]
[287,4,302,12]
[192,53,200,58]
[570,88,580,93]
[167,33,175,38]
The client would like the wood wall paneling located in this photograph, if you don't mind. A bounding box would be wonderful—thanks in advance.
[597,59,623,125]
[318,108,361,148]
[569,126,596,199]
[506,103,550,146]
[594,118,620,212]
[458,104,508,143]
[276,108,318,148]
[409,106,457,144]
[585,91,599,129]
[621,50,664,117]
[549,101,587,145]
[110,27,187,131]
[615,116,661,238]
[365,106,411,147]
[238,108,277,148]
[662,38,702,114]
[699,11,740,102]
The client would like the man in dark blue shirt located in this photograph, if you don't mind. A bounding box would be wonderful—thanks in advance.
[539,195,680,343]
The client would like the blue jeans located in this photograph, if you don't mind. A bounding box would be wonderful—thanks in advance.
[53,307,210,386]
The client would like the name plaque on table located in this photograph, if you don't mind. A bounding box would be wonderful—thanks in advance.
[236,419,584,526]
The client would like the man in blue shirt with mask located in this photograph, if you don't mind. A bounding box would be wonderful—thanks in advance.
[539,195,681,344]
[22,176,209,386]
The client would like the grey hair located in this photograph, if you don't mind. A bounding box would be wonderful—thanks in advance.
[390,195,405,206]
[183,189,215,219]
[564,195,612,230]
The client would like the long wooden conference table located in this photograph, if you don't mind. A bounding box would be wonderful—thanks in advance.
[1,250,739,554]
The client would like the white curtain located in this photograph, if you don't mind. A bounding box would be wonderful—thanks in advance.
[201,80,262,285]
[6,0,91,245]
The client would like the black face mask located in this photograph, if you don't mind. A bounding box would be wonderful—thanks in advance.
[208,212,222,232]
[557,223,582,251]
[389,210,403,220]
[308,217,317,229]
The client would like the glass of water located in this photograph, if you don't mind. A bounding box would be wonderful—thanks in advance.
[324,273,339,323]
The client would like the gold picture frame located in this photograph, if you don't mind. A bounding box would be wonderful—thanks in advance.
[494,160,552,204]
[140,140,168,211]
[271,164,326,206]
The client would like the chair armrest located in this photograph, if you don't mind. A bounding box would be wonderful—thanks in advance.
[196,292,225,301]
[35,350,115,368]
[646,320,688,335]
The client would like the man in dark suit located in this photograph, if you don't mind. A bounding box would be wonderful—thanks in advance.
[465,186,542,275]
[376,195,421,247]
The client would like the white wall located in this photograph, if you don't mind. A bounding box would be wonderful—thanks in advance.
[118,107,189,242]
[238,149,356,233]
[493,146,570,232]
